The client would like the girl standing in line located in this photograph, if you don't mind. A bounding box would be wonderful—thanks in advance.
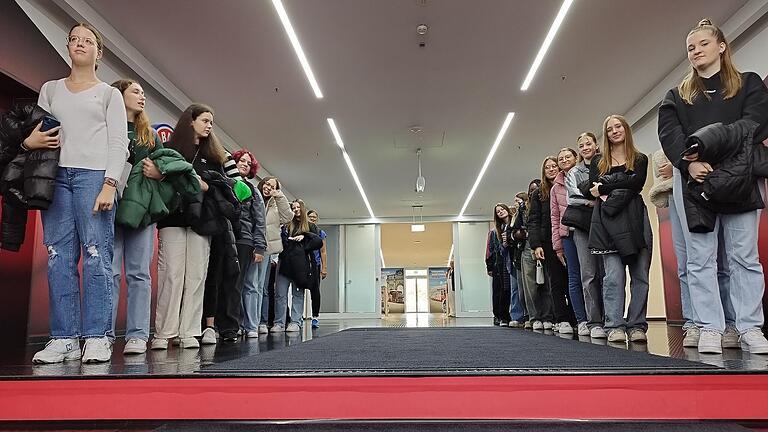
[30,23,129,364]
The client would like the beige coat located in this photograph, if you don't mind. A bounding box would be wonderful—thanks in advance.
[264,190,294,255]
[649,149,674,209]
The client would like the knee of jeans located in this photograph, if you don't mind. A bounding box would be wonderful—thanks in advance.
[46,245,59,260]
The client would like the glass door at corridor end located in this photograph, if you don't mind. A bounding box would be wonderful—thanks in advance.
[404,268,429,313]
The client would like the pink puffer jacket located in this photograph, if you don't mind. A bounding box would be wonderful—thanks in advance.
[550,171,569,253]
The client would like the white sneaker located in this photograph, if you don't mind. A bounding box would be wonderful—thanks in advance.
[722,325,740,349]
[150,338,169,350]
[683,327,700,348]
[180,337,199,349]
[32,338,81,364]
[258,324,269,334]
[123,339,147,355]
[508,320,522,328]
[558,322,573,335]
[286,322,301,332]
[740,328,768,354]
[543,321,553,330]
[270,324,285,333]
[577,322,590,336]
[246,330,260,338]
[201,327,217,345]
[552,323,560,333]
[82,337,112,363]
[698,330,722,354]
[628,328,647,343]
[607,328,627,343]
[532,321,543,330]
[590,326,607,339]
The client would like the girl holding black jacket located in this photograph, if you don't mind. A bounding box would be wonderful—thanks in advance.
[658,19,768,355]
[586,115,651,344]
[271,199,322,333]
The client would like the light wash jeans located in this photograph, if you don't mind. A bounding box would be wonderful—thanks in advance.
[41,168,115,338]
[562,232,587,323]
[273,270,305,327]
[112,223,156,341]
[507,265,525,322]
[601,212,652,332]
[667,180,734,330]
[573,228,603,328]
[672,169,764,333]
[243,253,271,331]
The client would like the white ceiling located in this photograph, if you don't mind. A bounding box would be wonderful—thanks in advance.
[83,0,748,219]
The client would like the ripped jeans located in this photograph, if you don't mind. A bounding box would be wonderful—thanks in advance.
[41,168,115,339]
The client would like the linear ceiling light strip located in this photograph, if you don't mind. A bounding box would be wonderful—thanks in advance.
[327,118,376,219]
[272,0,324,98]
[520,0,574,91]
[458,112,515,217]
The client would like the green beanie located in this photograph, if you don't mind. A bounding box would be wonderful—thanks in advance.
[233,180,253,202]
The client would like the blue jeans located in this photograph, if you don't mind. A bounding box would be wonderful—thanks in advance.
[668,182,734,330]
[243,253,271,330]
[41,168,115,339]
[508,266,525,321]
[672,171,764,333]
[112,224,155,341]
[273,270,305,327]
[562,232,587,323]
[259,257,275,326]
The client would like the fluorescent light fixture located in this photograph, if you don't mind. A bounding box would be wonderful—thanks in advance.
[326,118,375,218]
[520,0,574,91]
[271,0,324,98]
[341,151,375,218]
[411,224,426,232]
[458,112,515,217]
[380,248,386,268]
[327,118,344,149]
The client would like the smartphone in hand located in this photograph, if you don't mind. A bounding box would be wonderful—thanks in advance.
[40,115,60,135]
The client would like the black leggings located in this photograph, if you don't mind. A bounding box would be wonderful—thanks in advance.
[308,270,321,318]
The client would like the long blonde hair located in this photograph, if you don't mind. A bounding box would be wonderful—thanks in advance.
[598,115,638,175]
[679,19,742,105]
[111,79,155,149]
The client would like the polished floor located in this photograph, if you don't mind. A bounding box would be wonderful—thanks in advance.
[3,315,767,378]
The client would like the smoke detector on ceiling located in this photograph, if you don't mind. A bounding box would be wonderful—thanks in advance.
[416,24,429,36]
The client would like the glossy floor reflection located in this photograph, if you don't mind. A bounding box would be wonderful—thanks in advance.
[4,315,766,378]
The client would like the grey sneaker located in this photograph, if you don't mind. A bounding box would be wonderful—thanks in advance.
[286,322,301,332]
[532,321,543,330]
[740,328,768,354]
[258,324,269,334]
[543,321,553,330]
[558,322,573,335]
[607,328,627,343]
[524,320,533,329]
[590,326,607,339]
[722,325,740,349]
[150,338,169,350]
[123,338,147,355]
[577,322,590,336]
[683,327,700,348]
[32,338,81,364]
[270,324,285,333]
[508,320,522,328]
[201,327,217,345]
[246,330,260,338]
[698,330,723,354]
[82,337,112,363]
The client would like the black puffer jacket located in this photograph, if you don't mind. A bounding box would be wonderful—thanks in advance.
[0,103,60,251]
[194,170,242,276]
[682,120,764,231]
[527,189,552,251]
[278,223,322,288]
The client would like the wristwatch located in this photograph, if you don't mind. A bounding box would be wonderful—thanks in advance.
[103,177,118,188]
